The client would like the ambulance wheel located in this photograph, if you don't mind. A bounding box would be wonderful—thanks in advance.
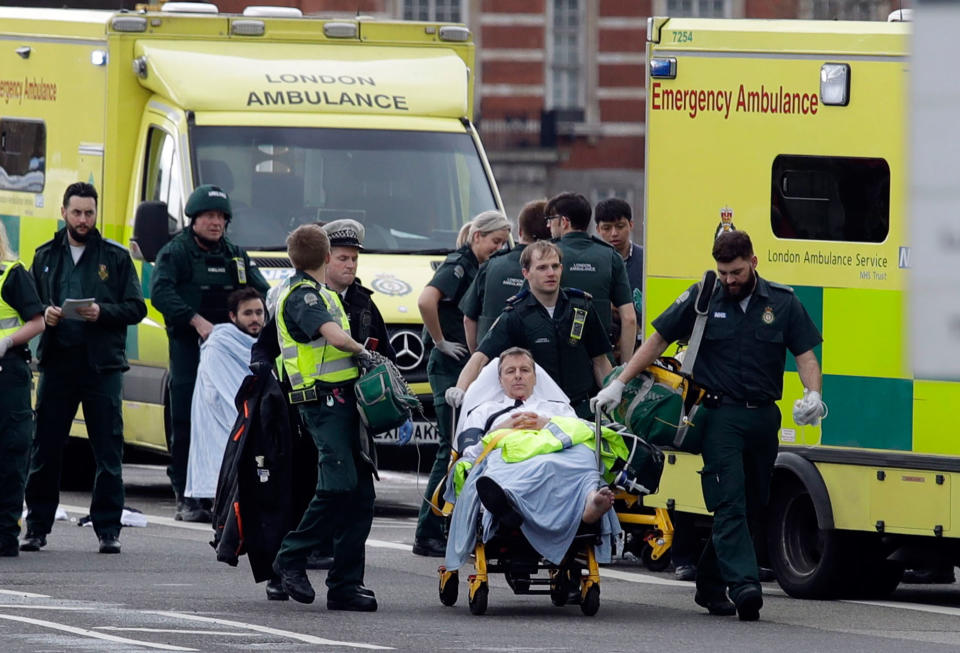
[439,573,458,606]
[580,585,600,616]
[642,543,671,572]
[767,480,851,599]
[469,583,488,615]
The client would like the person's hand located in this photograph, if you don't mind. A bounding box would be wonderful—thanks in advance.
[248,360,273,378]
[44,305,62,327]
[591,379,625,415]
[190,314,214,341]
[499,412,549,431]
[356,348,374,364]
[444,386,465,408]
[793,389,826,426]
[76,302,100,322]
[0,336,12,358]
[434,339,467,361]
[397,419,414,445]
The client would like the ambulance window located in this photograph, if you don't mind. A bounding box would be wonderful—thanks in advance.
[771,155,889,243]
[142,127,184,231]
[0,118,45,193]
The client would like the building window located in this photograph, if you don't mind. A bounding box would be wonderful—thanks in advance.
[663,0,732,18]
[771,155,890,243]
[800,0,889,20]
[0,118,45,193]
[403,0,463,22]
[549,0,584,111]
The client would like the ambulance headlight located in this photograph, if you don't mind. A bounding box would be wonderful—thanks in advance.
[820,63,850,106]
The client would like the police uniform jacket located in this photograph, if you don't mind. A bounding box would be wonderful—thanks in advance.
[556,231,632,336]
[477,288,612,404]
[341,280,397,363]
[31,228,147,372]
[653,275,822,403]
[151,229,269,337]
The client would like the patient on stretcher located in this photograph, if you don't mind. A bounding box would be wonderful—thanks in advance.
[443,347,620,571]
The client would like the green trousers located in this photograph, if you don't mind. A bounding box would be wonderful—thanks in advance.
[25,349,125,539]
[275,392,374,593]
[0,357,33,550]
[166,334,199,499]
[415,351,463,542]
[696,403,780,604]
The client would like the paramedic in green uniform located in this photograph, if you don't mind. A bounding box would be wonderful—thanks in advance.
[22,182,147,555]
[270,224,377,611]
[593,231,825,622]
[547,192,636,363]
[0,223,44,557]
[412,211,510,558]
[460,199,551,351]
[151,184,269,522]
[449,241,613,420]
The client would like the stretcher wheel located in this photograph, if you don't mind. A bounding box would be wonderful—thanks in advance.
[580,584,600,616]
[642,543,671,572]
[469,582,488,615]
[439,571,459,606]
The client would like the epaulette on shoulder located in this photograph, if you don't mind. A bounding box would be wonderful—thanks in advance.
[503,288,530,310]
[443,251,460,264]
[104,238,129,252]
[590,235,614,249]
[488,247,512,260]
[768,281,795,294]
[564,287,594,301]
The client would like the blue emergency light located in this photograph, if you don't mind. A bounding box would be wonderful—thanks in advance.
[650,57,677,79]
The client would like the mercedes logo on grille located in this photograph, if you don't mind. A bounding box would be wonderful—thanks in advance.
[390,330,425,372]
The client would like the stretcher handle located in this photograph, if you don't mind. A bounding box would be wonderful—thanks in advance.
[594,409,604,473]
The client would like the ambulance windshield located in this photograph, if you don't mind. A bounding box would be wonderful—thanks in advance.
[191,126,497,253]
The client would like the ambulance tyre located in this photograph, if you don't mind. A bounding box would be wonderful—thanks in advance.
[580,585,600,616]
[767,480,850,599]
[469,583,488,615]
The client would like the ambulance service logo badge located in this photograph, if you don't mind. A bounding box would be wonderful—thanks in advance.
[715,206,736,239]
[762,306,775,325]
[98,264,108,281]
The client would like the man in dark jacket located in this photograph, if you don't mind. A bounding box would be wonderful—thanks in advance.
[151,185,269,521]
[20,182,147,555]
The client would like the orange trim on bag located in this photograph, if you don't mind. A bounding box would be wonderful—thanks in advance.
[232,424,245,442]
[233,501,243,556]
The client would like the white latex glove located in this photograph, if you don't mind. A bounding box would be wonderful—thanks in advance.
[0,336,11,358]
[444,386,465,408]
[591,379,626,415]
[793,389,826,426]
[434,339,467,361]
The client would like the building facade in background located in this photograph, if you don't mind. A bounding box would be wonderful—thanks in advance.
[57,0,909,218]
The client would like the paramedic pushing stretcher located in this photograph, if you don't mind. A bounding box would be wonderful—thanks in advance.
[593,231,825,622]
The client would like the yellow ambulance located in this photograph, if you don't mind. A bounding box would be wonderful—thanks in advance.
[0,5,501,455]
[640,16,955,598]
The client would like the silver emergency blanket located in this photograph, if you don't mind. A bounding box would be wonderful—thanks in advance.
[185,323,256,499]
[444,359,621,570]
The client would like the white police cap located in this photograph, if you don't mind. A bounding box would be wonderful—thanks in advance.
[323,219,365,249]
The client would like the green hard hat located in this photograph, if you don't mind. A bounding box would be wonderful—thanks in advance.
[185,184,232,220]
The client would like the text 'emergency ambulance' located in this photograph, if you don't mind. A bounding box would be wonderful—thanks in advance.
[650,82,818,119]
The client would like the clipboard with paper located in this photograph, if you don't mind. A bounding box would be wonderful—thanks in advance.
[61,298,95,320]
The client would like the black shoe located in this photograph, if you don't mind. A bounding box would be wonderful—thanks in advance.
[98,536,121,554]
[354,585,376,598]
[694,590,736,616]
[758,566,776,583]
[674,564,697,581]
[327,588,378,612]
[902,566,956,584]
[735,588,763,622]
[0,541,19,557]
[476,476,524,529]
[265,577,289,601]
[175,498,212,523]
[305,551,334,570]
[412,537,446,557]
[19,532,46,552]
[272,561,315,604]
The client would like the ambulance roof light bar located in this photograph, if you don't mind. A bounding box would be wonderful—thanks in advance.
[820,63,850,106]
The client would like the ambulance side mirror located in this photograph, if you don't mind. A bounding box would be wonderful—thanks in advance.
[131,201,173,263]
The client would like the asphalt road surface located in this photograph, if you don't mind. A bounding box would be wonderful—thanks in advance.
[1,463,959,652]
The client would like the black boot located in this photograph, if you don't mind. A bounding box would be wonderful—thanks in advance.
[476,477,523,530]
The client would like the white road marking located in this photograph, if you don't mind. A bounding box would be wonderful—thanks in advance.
[96,627,261,636]
[599,568,693,587]
[367,538,415,551]
[0,613,197,651]
[0,605,93,610]
[145,611,394,650]
[845,599,960,618]
[0,589,49,598]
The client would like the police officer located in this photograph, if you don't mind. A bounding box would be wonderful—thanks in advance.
[449,241,613,420]
[547,192,636,363]
[151,184,269,522]
[270,224,378,611]
[460,199,551,351]
[21,182,147,554]
[593,231,825,621]
[413,211,510,558]
[0,223,44,557]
